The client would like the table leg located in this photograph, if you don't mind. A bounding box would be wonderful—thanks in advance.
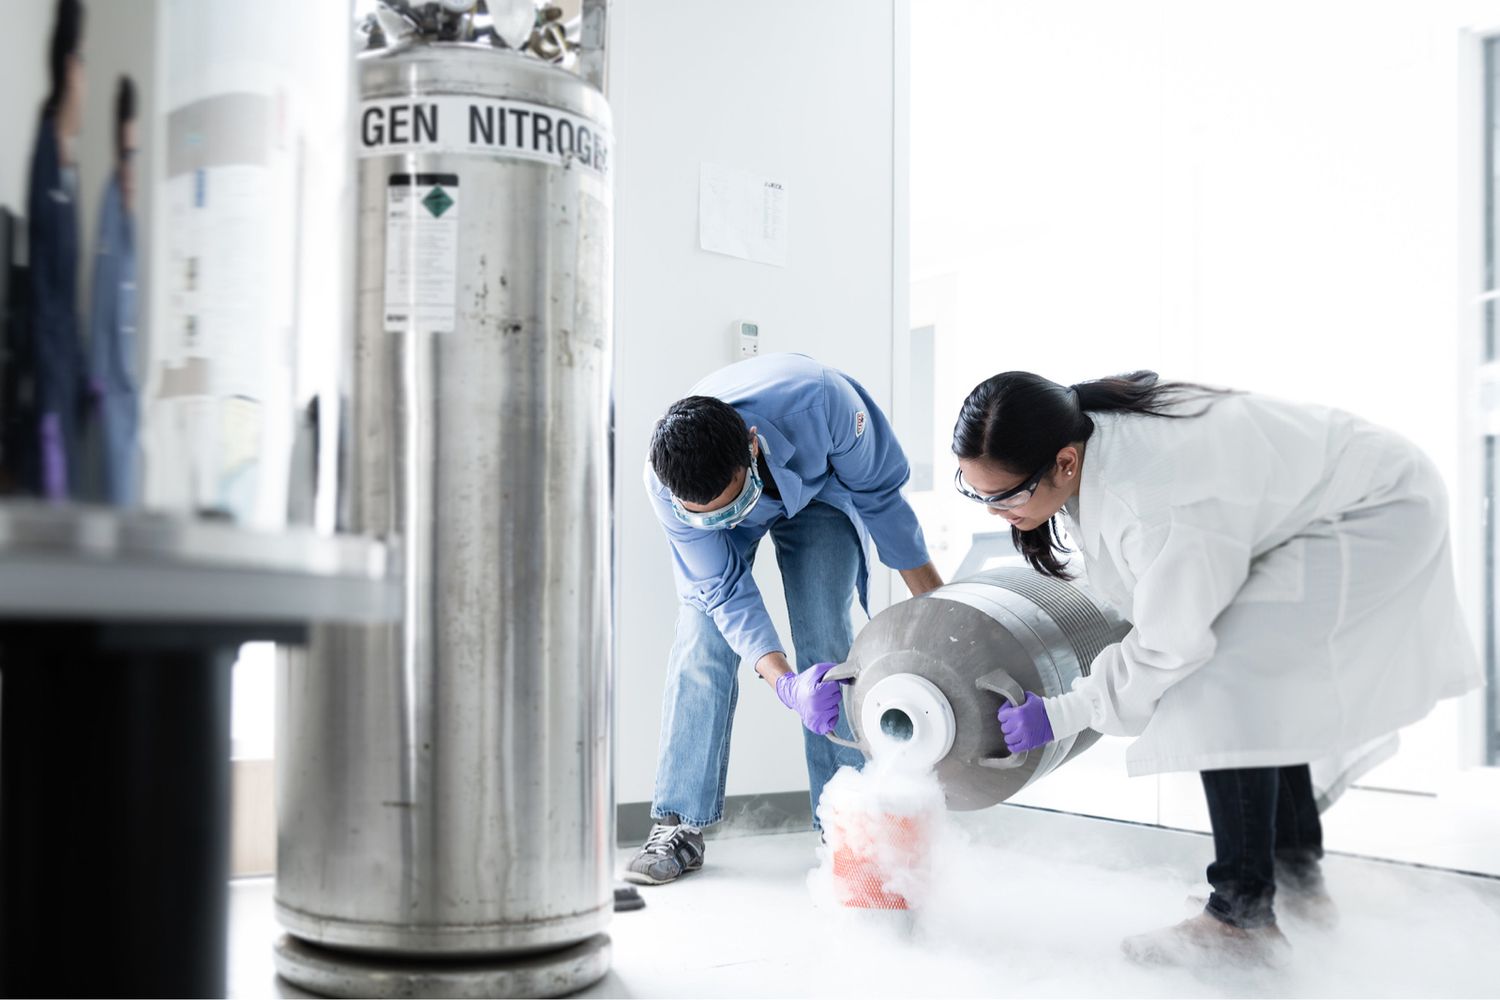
[1,626,233,998]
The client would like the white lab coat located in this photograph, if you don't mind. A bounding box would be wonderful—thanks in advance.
[1045,393,1481,805]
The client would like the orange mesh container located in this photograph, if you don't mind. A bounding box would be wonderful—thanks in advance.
[825,806,933,910]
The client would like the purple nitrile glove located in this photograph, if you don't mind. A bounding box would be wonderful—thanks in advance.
[775,661,844,735]
[39,412,67,502]
[997,692,1054,753]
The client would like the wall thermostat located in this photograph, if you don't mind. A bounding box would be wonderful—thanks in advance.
[735,321,760,358]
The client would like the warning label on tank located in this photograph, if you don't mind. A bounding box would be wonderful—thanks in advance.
[358,96,610,177]
[384,173,459,333]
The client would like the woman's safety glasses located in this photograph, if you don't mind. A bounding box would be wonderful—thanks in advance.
[954,462,1050,511]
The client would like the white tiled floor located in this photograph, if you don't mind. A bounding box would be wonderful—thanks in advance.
[231,804,1500,998]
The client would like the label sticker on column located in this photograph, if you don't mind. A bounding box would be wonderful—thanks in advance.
[384,173,459,333]
[358,96,611,178]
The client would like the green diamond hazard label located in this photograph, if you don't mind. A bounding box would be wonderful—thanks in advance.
[386,174,459,334]
[422,185,454,218]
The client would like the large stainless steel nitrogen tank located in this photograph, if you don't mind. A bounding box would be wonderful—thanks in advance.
[827,568,1129,810]
[274,40,613,997]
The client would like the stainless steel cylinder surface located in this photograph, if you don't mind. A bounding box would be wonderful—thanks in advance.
[832,568,1129,810]
[276,42,614,962]
[273,934,612,1000]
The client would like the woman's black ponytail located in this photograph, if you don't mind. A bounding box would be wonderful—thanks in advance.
[1070,370,1222,417]
[952,370,1228,579]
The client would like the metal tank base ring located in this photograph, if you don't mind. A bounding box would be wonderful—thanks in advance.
[273,933,611,999]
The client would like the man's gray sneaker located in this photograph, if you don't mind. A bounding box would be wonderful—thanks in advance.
[623,822,705,885]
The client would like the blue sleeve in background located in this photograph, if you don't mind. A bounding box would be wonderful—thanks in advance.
[89,181,118,388]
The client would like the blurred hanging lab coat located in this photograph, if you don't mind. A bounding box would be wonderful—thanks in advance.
[27,110,86,499]
[1046,393,1482,807]
[88,172,139,506]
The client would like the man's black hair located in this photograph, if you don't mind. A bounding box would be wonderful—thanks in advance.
[46,0,84,118]
[115,74,136,162]
[650,395,750,504]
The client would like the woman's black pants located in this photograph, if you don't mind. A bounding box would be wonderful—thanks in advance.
[1199,763,1324,929]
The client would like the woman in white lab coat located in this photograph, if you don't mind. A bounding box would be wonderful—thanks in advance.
[951,371,1480,966]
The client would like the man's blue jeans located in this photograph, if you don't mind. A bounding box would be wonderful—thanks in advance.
[651,501,867,828]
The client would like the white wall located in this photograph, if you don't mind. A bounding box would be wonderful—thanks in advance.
[910,0,1500,829]
[611,0,904,808]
